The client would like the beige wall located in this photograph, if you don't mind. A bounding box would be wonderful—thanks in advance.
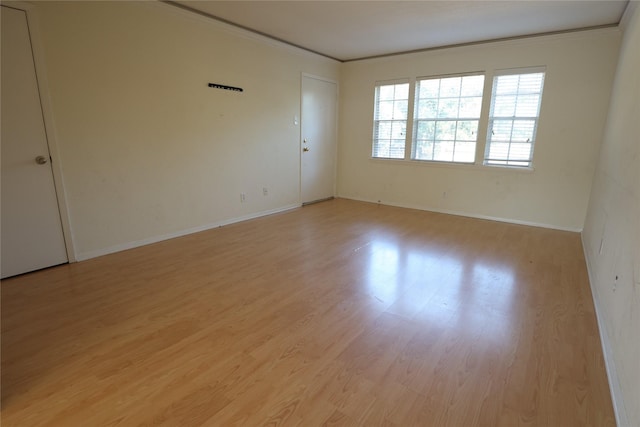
[583,3,640,426]
[337,29,620,231]
[33,1,339,259]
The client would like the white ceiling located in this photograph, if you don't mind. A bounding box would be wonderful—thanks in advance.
[172,1,629,61]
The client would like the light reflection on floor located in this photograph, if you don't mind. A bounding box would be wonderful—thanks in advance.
[363,236,516,343]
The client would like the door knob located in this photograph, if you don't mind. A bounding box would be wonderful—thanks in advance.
[303,147,310,152]
[35,155,48,165]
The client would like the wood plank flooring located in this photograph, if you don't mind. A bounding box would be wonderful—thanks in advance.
[1,199,615,426]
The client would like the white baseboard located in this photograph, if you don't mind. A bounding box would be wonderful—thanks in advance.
[75,203,300,261]
[338,196,582,233]
[581,234,629,427]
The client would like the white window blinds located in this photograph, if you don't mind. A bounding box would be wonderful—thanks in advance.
[485,70,545,167]
[372,81,409,159]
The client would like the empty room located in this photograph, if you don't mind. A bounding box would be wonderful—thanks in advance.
[1,1,638,426]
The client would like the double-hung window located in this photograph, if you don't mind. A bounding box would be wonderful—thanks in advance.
[371,68,546,167]
[485,69,546,167]
[372,81,409,159]
[413,74,485,163]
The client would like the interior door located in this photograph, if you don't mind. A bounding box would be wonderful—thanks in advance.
[1,6,68,279]
[301,75,337,204]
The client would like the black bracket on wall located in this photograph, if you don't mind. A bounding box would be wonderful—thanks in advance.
[208,83,243,92]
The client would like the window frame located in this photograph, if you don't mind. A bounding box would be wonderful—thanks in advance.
[371,79,412,160]
[483,67,546,168]
[369,66,546,171]
[411,72,486,164]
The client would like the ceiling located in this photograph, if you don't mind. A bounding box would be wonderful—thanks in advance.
[172,1,629,62]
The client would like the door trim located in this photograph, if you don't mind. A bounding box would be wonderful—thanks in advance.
[2,2,76,262]
[301,72,338,85]
[299,73,339,205]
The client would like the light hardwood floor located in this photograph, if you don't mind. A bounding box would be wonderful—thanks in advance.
[1,199,615,426]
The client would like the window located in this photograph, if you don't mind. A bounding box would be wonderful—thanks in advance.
[370,67,547,168]
[485,69,545,167]
[372,81,409,159]
[413,74,485,163]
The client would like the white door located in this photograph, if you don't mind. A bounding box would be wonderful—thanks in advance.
[1,6,68,278]
[301,75,337,204]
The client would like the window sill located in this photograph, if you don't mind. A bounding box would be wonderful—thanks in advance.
[368,157,535,173]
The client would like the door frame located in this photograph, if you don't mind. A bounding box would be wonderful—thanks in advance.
[2,1,76,262]
[299,73,339,205]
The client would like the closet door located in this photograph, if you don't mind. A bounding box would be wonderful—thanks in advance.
[1,6,68,278]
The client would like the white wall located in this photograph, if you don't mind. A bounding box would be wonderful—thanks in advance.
[582,3,640,426]
[33,1,339,260]
[337,29,620,231]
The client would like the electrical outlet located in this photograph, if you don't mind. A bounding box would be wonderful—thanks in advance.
[240,193,246,203]
[263,187,268,196]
